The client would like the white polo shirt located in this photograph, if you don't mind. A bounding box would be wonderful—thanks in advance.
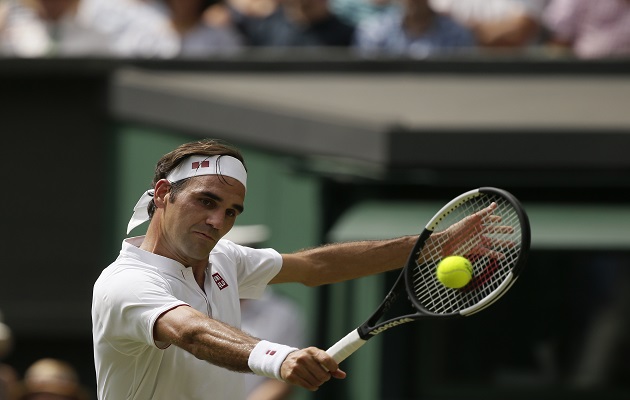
[92,236,283,400]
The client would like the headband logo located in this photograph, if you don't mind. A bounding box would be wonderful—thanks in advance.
[192,161,210,169]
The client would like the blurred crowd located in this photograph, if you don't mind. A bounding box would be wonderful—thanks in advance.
[0,0,628,59]
[2,310,88,400]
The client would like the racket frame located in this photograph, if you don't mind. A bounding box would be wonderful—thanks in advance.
[326,187,531,363]
[359,187,530,338]
[404,187,530,318]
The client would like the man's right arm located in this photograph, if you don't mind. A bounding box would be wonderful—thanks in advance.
[153,305,345,391]
[154,304,257,371]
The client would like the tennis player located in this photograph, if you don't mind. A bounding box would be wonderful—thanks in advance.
[91,138,485,400]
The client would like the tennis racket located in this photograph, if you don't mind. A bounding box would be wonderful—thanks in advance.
[326,187,530,364]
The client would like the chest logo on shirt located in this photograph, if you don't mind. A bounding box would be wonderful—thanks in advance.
[212,272,229,290]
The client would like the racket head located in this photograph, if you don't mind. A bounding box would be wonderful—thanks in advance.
[405,187,530,318]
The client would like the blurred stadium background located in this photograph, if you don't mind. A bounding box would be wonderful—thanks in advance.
[1,49,630,400]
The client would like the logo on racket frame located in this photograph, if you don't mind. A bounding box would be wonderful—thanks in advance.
[368,317,415,336]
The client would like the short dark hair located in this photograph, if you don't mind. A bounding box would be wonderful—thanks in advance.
[147,139,246,218]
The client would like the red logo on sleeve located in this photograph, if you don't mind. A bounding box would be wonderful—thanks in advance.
[212,273,228,290]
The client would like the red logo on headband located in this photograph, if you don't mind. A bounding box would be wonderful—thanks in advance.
[192,161,210,169]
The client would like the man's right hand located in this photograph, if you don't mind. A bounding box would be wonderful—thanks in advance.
[280,347,346,391]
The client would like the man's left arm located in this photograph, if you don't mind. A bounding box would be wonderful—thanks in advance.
[271,236,417,286]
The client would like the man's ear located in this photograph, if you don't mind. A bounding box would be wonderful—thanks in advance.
[153,179,171,208]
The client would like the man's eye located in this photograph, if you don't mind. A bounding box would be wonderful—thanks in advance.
[201,199,216,207]
[226,210,236,218]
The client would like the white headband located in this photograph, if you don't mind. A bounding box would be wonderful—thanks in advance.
[127,155,247,234]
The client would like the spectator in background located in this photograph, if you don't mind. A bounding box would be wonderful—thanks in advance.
[219,0,278,20]
[223,225,307,400]
[241,289,306,400]
[0,311,18,400]
[16,358,89,400]
[542,0,630,59]
[329,0,397,27]
[353,0,476,58]
[0,1,9,35]
[75,0,179,58]
[161,0,243,58]
[0,0,111,57]
[222,0,355,47]
[428,0,548,48]
[0,365,17,400]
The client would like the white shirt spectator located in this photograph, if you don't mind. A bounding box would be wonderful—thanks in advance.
[0,0,112,57]
[76,0,179,58]
[543,0,630,59]
[428,0,548,47]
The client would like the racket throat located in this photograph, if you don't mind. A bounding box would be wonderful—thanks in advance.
[360,316,415,338]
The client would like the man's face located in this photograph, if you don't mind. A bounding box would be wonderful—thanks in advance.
[159,175,245,265]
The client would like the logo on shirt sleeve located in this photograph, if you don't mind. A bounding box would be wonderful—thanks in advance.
[211,272,229,290]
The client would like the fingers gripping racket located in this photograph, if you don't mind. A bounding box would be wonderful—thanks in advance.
[326,187,530,364]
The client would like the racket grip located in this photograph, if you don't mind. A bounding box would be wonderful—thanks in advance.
[325,329,367,364]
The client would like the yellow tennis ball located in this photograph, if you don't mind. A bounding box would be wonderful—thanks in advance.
[436,256,473,289]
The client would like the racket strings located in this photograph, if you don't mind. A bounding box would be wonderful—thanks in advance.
[412,194,523,314]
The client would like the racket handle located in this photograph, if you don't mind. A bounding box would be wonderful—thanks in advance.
[325,329,367,364]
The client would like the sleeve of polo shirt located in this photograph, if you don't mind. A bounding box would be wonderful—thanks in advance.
[216,241,282,299]
[92,266,187,355]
